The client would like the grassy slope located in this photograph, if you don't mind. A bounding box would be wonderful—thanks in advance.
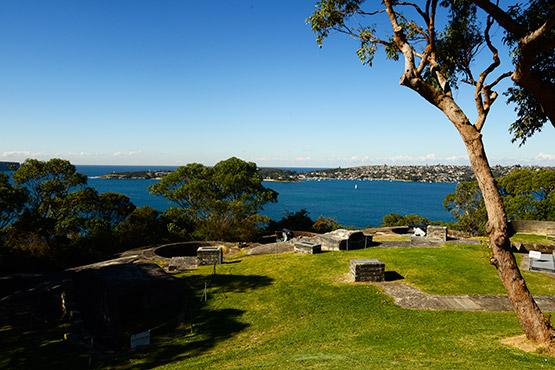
[99,244,555,370]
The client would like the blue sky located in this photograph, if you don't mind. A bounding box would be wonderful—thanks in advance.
[1,0,554,168]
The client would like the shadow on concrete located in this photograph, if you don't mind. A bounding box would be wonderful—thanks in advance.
[384,271,405,282]
[372,241,411,248]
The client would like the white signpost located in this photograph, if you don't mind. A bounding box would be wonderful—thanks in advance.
[130,330,150,349]
[529,250,542,260]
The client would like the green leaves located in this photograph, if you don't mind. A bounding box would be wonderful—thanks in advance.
[0,173,27,230]
[11,158,87,217]
[1,159,140,271]
[435,0,484,87]
[443,180,487,234]
[500,0,555,143]
[506,85,548,145]
[380,213,432,227]
[445,168,555,233]
[148,157,278,241]
[357,28,378,66]
[498,169,555,221]
[307,0,364,46]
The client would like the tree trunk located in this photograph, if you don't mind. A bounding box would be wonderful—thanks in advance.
[460,127,554,344]
[383,0,554,342]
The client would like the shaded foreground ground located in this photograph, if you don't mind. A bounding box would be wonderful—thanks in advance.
[2,243,555,369]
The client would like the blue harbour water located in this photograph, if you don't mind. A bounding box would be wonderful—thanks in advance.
[76,165,457,228]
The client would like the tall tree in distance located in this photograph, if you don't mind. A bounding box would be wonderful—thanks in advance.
[308,0,554,343]
[149,157,278,241]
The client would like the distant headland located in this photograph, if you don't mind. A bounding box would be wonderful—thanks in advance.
[96,164,555,183]
[0,161,19,171]
[98,167,300,182]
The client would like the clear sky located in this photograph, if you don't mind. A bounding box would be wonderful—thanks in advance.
[1,1,554,168]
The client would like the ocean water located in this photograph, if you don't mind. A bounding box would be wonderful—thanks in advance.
[76,165,457,228]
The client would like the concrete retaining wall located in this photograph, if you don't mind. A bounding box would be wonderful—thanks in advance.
[510,220,555,235]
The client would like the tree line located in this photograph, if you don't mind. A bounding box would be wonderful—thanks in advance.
[380,168,555,234]
[0,157,279,273]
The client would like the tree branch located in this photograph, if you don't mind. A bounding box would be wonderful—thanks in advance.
[474,16,501,131]
[396,2,427,21]
[472,0,555,129]
[469,0,527,37]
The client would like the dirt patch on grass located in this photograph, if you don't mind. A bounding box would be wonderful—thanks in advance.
[501,335,555,357]
[330,273,354,285]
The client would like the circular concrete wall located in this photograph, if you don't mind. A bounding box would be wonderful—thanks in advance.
[153,241,231,258]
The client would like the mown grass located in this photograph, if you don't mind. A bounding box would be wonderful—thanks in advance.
[2,244,554,369]
[372,236,411,242]
[93,244,555,369]
[511,233,555,244]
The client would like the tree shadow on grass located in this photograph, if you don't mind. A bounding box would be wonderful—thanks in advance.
[101,273,274,370]
[102,307,247,370]
[0,323,89,370]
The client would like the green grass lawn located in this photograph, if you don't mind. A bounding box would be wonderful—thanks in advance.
[97,244,555,369]
[3,244,555,369]
[511,233,555,244]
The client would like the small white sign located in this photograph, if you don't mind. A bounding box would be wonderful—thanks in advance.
[529,250,542,260]
[130,330,150,349]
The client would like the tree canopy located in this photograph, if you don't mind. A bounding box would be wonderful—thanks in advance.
[0,159,138,271]
[470,0,555,144]
[148,157,278,241]
[444,169,555,235]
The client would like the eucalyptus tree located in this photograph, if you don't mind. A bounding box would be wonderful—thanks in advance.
[443,180,487,235]
[0,173,27,250]
[498,169,555,221]
[469,0,555,143]
[308,0,554,343]
[12,158,88,220]
[0,173,27,230]
[10,158,88,247]
[6,159,137,268]
[149,157,277,241]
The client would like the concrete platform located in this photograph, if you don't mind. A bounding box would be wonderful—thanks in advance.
[375,282,555,312]
[520,253,555,274]
[530,254,555,273]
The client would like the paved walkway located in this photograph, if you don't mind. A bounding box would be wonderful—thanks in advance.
[375,282,555,312]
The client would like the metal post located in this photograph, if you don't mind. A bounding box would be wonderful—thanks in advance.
[89,336,94,367]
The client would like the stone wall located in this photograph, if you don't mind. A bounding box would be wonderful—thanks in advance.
[312,229,373,251]
[426,226,447,241]
[350,259,385,282]
[294,240,321,254]
[409,225,447,247]
[197,246,222,265]
[510,220,555,236]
